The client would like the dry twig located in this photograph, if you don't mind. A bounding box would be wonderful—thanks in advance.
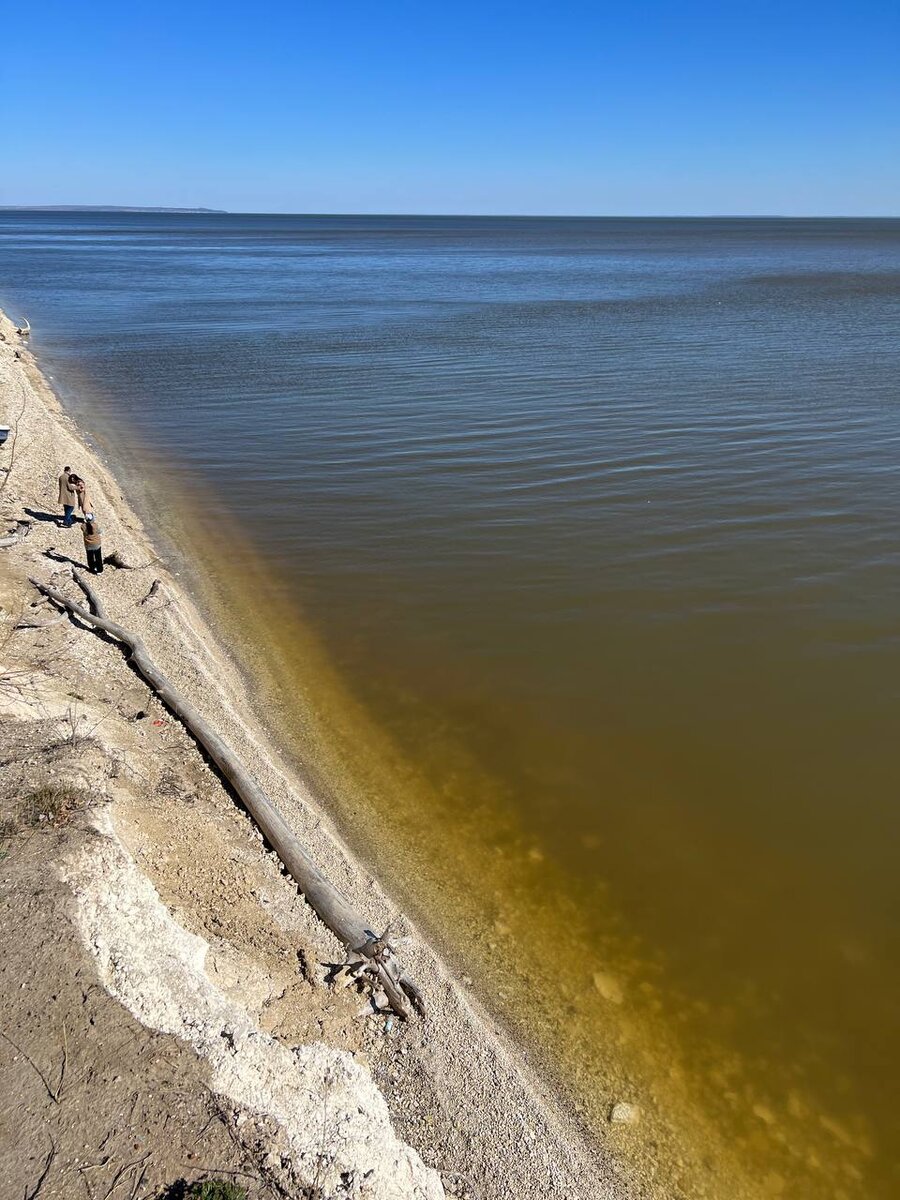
[0,1028,59,1105]
[52,1022,68,1102]
[23,1140,56,1200]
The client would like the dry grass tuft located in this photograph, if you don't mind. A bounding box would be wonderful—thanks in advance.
[16,783,91,830]
[180,1181,248,1200]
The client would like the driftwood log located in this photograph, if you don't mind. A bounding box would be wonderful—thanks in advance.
[103,550,161,570]
[30,571,424,1020]
[0,521,29,548]
[103,550,134,569]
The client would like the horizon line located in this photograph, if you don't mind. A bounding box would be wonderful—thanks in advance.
[2,205,899,220]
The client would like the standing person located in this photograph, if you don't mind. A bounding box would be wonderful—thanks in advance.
[57,466,77,526]
[70,475,94,522]
[82,519,103,574]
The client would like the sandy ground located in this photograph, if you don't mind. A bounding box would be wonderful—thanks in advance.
[0,311,630,1199]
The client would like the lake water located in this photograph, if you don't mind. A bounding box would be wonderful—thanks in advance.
[2,213,898,1199]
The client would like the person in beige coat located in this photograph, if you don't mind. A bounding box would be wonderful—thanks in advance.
[69,474,94,522]
[58,466,77,526]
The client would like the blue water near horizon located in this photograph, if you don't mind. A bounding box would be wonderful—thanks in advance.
[2,212,899,1198]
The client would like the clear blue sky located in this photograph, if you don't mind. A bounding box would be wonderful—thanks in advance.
[3,0,898,214]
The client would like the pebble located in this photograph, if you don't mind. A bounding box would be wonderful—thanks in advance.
[609,1101,641,1125]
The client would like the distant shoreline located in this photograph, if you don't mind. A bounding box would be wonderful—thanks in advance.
[2,207,897,219]
[0,205,227,213]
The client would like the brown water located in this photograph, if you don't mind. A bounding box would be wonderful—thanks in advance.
[2,213,899,1197]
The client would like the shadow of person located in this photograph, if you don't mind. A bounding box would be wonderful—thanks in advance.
[44,547,84,570]
[24,506,76,525]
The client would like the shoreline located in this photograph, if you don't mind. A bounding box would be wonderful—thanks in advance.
[0,311,618,1196]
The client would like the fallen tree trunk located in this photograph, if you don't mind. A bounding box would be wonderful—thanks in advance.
[30,572,424,1020]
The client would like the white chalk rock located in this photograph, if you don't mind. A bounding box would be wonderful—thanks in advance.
[63,813,445,1200]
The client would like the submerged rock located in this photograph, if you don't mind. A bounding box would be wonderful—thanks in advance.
[609,1101,641,1125]
[592,971,624,1004]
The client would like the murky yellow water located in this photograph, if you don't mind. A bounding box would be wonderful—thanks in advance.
[181,510,885,1200]
[4,212,899,1197]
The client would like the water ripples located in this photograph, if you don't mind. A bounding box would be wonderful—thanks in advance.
[2,213,900,1198]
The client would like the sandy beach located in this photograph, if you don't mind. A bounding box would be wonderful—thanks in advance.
[0,310,630,1198]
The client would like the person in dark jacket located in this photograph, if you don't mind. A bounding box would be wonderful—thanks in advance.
[58,466,77,526]
[82,519,103,574]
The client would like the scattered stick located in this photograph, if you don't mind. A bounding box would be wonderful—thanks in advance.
[102,1152,150,1200]
[52,1022,68,1102]
[30,572,424,1020]
[0,1028,59,1105]
[77,1158,110,1175]
[128,1156,150,1200]
[23,1141,55,1200]
[14,611,69,631]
